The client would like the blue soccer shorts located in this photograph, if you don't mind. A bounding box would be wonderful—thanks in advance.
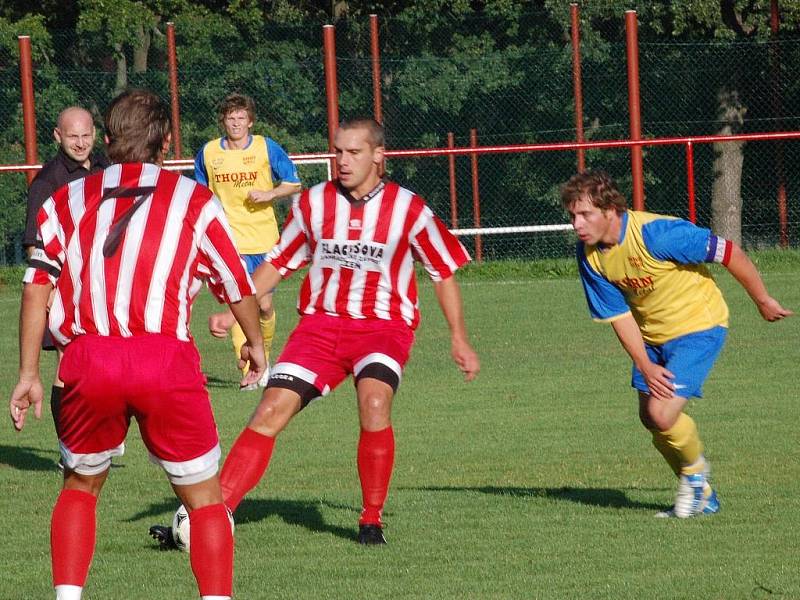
[631,325,727,398]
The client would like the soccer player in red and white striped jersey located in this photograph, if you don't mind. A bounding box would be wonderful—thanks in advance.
[9,89,266,600]
[206,117,480,545]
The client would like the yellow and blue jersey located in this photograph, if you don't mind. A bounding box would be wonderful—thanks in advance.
[195,134,300,254]
[577,210,730,345]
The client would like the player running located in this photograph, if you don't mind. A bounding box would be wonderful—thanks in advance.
[195,93,301,390]
[151,117,479,548]
[561,170,792,518]
[10,89,266,600]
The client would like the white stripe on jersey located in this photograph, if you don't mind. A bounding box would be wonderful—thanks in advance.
[145,172,192,332]
[305,184,327,312]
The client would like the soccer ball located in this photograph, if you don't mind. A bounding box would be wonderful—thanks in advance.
[171,504,235,553]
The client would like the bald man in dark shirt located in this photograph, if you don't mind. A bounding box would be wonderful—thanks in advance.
[23,106,108,452]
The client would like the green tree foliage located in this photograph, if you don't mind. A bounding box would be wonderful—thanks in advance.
[1,0,799,262]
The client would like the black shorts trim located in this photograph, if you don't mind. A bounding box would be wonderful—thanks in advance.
[266,375,321,409]
[354,363,400,393]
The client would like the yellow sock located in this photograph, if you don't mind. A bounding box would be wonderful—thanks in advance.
[260,310,276,365]
[650,413,704,477]
[231,321,247,375]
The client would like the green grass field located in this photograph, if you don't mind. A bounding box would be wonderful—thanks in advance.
[1,255,799,599]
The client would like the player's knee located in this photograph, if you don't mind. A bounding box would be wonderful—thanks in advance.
[248,396,296,435]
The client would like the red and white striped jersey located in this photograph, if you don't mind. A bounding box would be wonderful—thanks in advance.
[268,180,470,329]
[25,162,254,344]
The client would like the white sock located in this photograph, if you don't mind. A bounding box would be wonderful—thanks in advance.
[202,596,231,600]
[55,585,82,600]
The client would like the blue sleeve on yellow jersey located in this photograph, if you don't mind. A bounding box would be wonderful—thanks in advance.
[194,145,209,186]
[266,138,300,184]
[576,243,630,320]
[641,218,712,264]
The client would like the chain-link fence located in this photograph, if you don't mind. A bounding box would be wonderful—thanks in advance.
[2,8,800,263]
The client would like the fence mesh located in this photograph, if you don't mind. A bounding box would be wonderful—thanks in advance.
[2,9,800,263]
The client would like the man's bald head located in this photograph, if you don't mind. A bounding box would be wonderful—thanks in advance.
[54,106,96,167]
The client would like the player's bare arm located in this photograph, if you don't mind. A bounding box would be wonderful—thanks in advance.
[209,261,283,338]
[228,295,267,387]
[723,243,793,321]
[247,181,302,204]
[10,282,51,430]
[432,276,480,381]
[610,314,675,401]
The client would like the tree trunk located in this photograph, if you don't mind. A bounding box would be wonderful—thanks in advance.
[133,23,150,73]
[114,42,127,96]
[711,89,746,246]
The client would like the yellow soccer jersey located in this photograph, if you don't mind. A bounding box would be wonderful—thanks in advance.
[577,210,730,345]
[195,134,300,254]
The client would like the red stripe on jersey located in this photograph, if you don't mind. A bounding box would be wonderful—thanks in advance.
[298,189,315,253]
[387,190,424,322]
[360,183,399,318]
[321,182,338,239]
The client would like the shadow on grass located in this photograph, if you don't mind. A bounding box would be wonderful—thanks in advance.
[0,443,60,471]
[205,375,237,389]
[408,485,666,511]
[130,497,358,543]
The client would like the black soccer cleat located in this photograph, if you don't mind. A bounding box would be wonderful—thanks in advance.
[357,524,387,545]
[149,524,179,551]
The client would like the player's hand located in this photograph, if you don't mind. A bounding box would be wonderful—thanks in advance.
[247,190,274,204]
[640,362,675,401]
[9,377,44,432]
[756,297,793,322]
[239,342,267,388]
[209,310,236,338]
[451,338,480,382]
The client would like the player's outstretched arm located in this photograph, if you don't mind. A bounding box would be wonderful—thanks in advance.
[228,295,266,387]
[432,276,480,381]
[724,243,793,322]
[10,283,51,431]
[247,182,302,204]
[610,314,675,401]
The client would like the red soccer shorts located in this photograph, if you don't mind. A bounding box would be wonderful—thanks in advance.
[57,334,220,484]
[269,314,415,404]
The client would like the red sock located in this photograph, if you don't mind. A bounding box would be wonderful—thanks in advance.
[219,427,275,512]
[357,426,395,526]
[189,503,233,598]
[51,489,97,587]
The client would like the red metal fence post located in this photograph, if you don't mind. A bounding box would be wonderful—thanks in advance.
[625,11,645,210]
[770,0,788,247]
[448,132,458,229]
[369,14,386,177]
[18,36,38,185]
[570,3,585,173]
[166,23,183,159]
[370,15,383,124]
[323,24,340,178]
[686,142,696,223]
[470,129,483,262]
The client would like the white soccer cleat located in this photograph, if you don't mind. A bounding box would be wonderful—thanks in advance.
[655,460,720,519]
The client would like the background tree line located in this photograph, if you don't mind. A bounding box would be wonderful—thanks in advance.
[1,0,799,263]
